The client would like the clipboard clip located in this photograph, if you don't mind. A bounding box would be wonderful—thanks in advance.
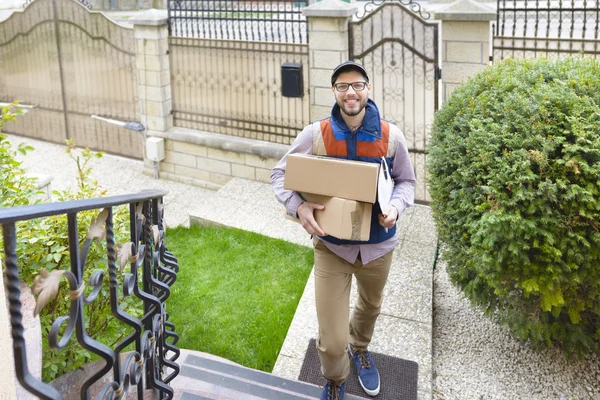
[380,156,389,181]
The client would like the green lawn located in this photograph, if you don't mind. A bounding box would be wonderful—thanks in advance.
[165,224,313,372]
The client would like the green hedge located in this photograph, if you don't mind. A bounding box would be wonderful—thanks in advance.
[428,58,600,356]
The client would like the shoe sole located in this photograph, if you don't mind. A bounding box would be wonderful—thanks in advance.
[358,376,380,396]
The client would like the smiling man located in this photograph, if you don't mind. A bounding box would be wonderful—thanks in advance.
[271,61,416,400]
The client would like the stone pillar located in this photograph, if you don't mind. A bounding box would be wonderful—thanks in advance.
[303,0,357,121]
[130,9,173,135]
[434,0,496,102]
[0,269,18,400]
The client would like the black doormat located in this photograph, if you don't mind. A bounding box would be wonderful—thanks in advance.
[298,339,418,400]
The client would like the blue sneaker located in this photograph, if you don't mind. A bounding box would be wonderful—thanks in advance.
[348,345,380,396]
[320,379,346,400]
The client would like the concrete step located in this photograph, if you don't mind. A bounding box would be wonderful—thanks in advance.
[172,349,365,400]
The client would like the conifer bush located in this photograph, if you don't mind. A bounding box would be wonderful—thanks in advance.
[428,58,600,356]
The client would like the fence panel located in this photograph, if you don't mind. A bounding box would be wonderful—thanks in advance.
[493,0,600,61]
[0,0,142,159]
[0,0,66,143]
[55,0,141,158]
[169,37,310,145]
[168,0,308,44]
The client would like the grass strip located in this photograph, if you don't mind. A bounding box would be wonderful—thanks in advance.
[165,224,313,372]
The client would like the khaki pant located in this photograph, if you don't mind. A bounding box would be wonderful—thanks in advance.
[313,238,393,385]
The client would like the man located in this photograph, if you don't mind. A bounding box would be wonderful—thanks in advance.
[270,61,416,400]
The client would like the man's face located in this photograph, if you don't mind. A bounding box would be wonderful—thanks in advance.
[332,70,371,117]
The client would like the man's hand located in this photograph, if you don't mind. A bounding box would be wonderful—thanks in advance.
[297,202,326,236]
[378,204,398,229]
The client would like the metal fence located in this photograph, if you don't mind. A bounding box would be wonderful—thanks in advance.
[493,0,600,61]
[1,190,180,399]
[0,0,142,158]
[169,37,310,144]
[168,0,308,44]
[349,0,440,204]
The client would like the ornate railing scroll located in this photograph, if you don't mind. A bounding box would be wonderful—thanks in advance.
[1,189,180,399]
[354,0,432,20]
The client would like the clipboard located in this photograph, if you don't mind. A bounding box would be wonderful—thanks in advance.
[377,157,394,232]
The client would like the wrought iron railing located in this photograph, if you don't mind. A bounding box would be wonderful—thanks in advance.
[1,189,180,399]
[168,0,308,44]
[493,0,600,61]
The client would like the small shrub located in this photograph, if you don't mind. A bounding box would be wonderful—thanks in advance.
[428,58,600,356]
[0,102,39,207]
[0,109,139,381]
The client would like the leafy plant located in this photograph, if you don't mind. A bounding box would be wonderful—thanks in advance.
[0,102,40,207]
[30,148,138,382]
[0,112,140,381]
[428,58,600,357]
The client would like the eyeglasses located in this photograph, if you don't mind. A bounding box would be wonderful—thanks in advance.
[333,82,368,92]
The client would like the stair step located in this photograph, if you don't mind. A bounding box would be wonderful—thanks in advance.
[173,350,364,400]
[180,393,214,400]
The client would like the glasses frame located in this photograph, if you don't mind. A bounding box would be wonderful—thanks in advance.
[333,81,369,92]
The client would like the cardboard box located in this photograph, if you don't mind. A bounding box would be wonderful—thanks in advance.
[286,193,372,241]
[284,154,379,203]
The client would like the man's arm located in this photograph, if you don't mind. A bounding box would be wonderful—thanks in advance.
[270,125,326,236]
[270,125,313,217]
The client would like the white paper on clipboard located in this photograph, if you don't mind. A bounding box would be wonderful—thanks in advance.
[377,156,394,215]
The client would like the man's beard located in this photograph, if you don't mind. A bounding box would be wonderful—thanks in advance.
[337,96,367,117]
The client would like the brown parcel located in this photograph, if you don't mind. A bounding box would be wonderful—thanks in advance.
[283,154,379,203]
[286,193,372,241]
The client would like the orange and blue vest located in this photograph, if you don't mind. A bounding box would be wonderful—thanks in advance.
[311,99,400,245]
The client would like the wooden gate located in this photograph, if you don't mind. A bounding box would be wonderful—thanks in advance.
[349,1,440,204]
[0,0,142,158]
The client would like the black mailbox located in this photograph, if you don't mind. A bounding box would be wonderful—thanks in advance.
[281,62,303,98]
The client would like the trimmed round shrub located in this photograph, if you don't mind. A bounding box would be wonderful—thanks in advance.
[428,58,600,356]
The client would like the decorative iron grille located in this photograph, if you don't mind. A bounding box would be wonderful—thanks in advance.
[168,0,308,44]
[1,190,180,399]
[349,0,440,204]
[169,37,310,144]
[493,0,600,61]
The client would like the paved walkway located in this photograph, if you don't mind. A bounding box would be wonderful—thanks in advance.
[7,134,438,399]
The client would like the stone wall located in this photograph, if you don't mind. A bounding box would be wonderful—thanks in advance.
[145,128,288,188]
[434,0,496,102]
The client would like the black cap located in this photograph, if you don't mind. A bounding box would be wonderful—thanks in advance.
[331,61,369,86]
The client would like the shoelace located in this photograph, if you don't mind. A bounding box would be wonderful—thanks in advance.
[354,349,372,369]
[327,381,341,400]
